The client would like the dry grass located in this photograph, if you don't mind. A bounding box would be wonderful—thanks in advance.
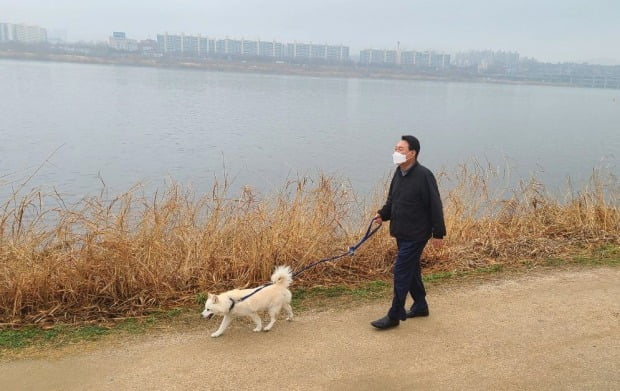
[1,165,618,325]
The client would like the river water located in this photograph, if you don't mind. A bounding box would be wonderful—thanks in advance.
[1,59,618,203]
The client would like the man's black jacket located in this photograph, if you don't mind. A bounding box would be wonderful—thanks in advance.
[377,161,446,241]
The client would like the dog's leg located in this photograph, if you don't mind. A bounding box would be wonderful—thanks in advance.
[211,315,233,338]
[284,303,294,321]
[263,306,281,331]
[249,312,262,332]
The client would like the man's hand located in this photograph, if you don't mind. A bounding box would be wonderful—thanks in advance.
[431,238,443,249]
[373,214,383,224]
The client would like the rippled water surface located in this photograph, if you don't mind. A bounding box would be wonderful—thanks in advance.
[1,59,618,202]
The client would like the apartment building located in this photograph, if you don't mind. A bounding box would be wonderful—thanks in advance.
[361,48,450,68]
[0,23,47,43]
[285,43,348,61]
[157,33,209,55]
[156,33,349,62]
[360,49,397,65]
[258,41,284,57]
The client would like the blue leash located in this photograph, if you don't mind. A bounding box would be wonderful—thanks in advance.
[230,220,382,308]
[291,219,382,279]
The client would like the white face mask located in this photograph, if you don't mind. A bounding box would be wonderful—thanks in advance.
[392,151,407,165]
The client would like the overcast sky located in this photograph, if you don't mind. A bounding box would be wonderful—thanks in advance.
[3,0,619,64]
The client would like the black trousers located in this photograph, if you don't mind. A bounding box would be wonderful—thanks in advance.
[388,239,428,321]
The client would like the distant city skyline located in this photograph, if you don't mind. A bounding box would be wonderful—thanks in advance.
[2,0,619,65]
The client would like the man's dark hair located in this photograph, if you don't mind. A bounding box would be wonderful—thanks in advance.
[401,135,420,155]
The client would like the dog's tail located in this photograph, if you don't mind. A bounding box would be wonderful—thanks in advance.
[271,265,292,287]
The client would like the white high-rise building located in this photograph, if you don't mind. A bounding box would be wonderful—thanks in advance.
[155,32,349,61]
[0,23,12,41]
[0,23,47,43]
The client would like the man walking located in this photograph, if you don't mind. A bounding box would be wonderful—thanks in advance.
[371,135,446,329]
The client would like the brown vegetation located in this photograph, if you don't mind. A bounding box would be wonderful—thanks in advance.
[1,164,618,325]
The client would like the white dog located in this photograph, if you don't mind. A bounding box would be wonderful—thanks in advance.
[201,265,294,337]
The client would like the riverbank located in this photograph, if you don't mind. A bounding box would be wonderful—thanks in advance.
[1,168,618,326]
[0,49,584,88]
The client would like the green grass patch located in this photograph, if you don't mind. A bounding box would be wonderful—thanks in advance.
[475,264,504,274]
[0,308,190,354]
[0,325,110,351]
[423,271,454,282]
[350,280,390,298]
[423,264,504,282]
[544,257,565,266]
[541,244,620,267]
[116,319,145,334]
[195,292,208,305]
[289,263,512,309]
[292,280,391,308]
[585,244,620,265]
[0,328,42,349]
[72,325,110,340]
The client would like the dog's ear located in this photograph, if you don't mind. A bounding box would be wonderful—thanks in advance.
[212,295,219,304]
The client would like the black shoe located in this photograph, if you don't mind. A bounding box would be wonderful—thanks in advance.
[406,308,429,318]
[371,315,400,329]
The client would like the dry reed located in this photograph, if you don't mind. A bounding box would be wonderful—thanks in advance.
[1,164,618,325]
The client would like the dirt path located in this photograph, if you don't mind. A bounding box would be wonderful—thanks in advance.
[1,267,619,390]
